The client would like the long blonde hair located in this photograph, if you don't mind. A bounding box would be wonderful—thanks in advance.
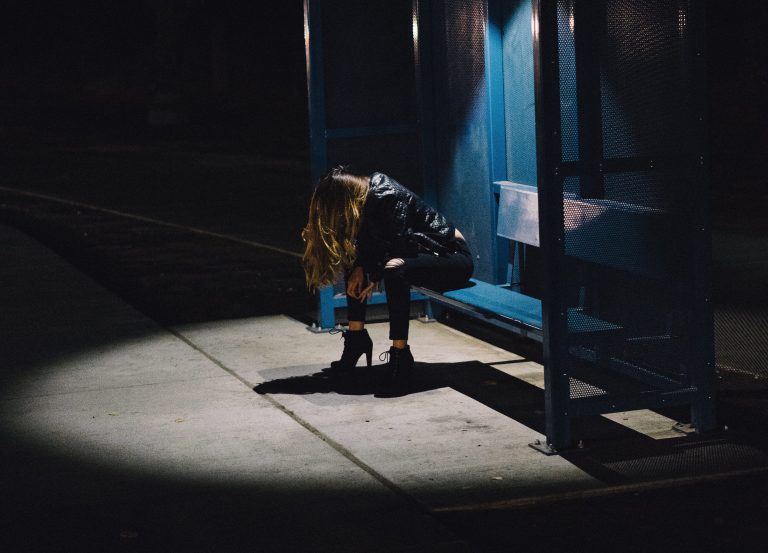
[302,167,369,290]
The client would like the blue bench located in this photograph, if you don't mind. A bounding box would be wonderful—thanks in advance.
[423,181,719,454]
[415,182,624,347]
[418,279,624,345]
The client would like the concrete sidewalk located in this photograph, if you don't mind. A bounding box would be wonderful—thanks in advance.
[2,223,768,552]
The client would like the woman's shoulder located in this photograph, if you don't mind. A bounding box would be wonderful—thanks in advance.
[368,172,411,200]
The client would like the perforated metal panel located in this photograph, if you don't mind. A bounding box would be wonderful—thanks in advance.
[712,188,768,390]
[430,0,496,282]
[535,0,714,448]
[557,0,579,163]
[715,295,768,390]
[561,0,703,381]
[601,0,694,159]
[440,0,487,123]
[602,171,674,210]
[716,313,768,389]
[502,0,538,184]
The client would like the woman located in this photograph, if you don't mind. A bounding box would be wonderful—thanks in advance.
[302,166,473,388]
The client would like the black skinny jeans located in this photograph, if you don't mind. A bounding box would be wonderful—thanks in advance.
[346,239,473,340]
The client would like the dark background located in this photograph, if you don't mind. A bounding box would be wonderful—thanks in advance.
[2,0,765,174]
[1,2,767,551]
[0,0,308,149]
[0,0,313,324]
[0,0,766,323]
[0,0,765,324]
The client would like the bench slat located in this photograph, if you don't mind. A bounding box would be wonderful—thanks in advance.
[431,279,624,342]
[443,279,542,329]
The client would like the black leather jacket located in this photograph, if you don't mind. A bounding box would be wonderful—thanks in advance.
[355,172,457,281]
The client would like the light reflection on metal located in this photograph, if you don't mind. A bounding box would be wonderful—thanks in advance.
[677,5,687,38]
[496,182,541,246]
[412,11,419,44]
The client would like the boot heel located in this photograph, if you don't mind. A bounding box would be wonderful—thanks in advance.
[330,328,374,370]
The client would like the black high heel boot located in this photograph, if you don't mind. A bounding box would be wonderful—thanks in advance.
[329,328,373,370]
[379,346,414,391]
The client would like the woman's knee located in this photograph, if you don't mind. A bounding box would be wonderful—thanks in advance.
[382,263,408,288]
[384,257,405,269]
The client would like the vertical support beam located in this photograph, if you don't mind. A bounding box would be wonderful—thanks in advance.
[485,0,508,184]
[318,285,336,329]
[485,0,509,283]
[500,0,539,288]
[304,0,327,184]
[304,0,336,329]
[573,0,605,199]
[414,0,438,207]
[532,0,571,451]
[686,0,716,433]
[414,0,442,318]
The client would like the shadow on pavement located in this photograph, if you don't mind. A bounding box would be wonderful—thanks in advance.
[255,360,768,490]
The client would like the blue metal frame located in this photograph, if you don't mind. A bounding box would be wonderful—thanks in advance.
[317,286,427,330]
[485,0,508,283]
[489,0,539,287]
[529,0,716,451]
[304,0,430,330]
[304,0,335,329]
[304,0,327,185]
[307,1,716,449]
[532,0,572,451]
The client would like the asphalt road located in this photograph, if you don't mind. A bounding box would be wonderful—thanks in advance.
[0,138,314,324]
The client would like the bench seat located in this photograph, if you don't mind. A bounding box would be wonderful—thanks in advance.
[417,278,624,344]
[444,279,542,329]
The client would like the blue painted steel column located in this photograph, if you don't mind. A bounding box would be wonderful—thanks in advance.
[304,0,336,328]
[485,0,508,283]
[304,0,327,184]
[318,285,336,329]
[532,0,571,451]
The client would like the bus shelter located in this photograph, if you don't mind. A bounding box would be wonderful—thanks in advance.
[303,0,716,451]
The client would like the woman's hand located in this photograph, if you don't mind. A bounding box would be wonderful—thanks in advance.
[347,266,376,301]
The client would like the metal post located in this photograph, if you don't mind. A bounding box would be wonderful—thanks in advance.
[304,0,336,329]
[532,0,571,452]
[304,0,327,184]
[485,0,509,283]
[573,0,605,199]
[686,0,717,433]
